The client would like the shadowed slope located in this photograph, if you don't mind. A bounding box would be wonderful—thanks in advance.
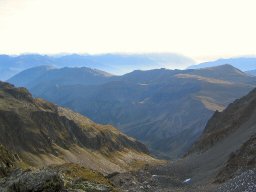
[0,81,157,174]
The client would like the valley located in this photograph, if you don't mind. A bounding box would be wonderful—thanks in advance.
[110,87,256,191]
[9,64,256,159]
[1,0,256,191]
[0,64,255,191]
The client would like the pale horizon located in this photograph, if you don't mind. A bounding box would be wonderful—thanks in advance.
[0,0,256,63]
[2,52,256,64]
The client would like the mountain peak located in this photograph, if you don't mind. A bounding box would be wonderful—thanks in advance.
[8,66,114,89]
[205,64,247,75]
[208,64,242,70]
[188,57,256,71]
[185,63,253,84]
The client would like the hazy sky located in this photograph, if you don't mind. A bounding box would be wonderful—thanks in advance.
[0,0,255,62]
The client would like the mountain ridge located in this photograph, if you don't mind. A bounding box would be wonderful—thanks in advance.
[188,87,256,154]
[0,53,195,80]
[246,69,256,76]
[188,57,256,71]
[8,64,256,159]
[183,86,256,186]
[0,81,157,174]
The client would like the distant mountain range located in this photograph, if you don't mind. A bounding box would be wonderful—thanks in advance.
[8,65,113,89]
[1,60,256,191]
[0,53,195,80]
[188,57,256,71]
[2,53,256,81]
[246,69,256,76]
[8,64,256,159]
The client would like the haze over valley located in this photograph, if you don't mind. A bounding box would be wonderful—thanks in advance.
[8,63,256,159]
[0,0,256,191]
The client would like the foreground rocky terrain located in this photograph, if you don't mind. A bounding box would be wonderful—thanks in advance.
[108,167,256,192]
[0,143,119,191]
[0,78,255,191]
[0,162,118,192]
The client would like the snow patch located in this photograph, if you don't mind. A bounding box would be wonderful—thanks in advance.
[138,83,149,86]
[183,178,191,183]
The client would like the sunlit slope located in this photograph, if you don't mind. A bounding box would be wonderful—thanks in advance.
[0,81,157,174]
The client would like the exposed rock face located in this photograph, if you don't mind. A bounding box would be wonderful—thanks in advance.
[216,134,256,183]
[0,145,16,178]
[182,87,256,188]
[189,88,256,154]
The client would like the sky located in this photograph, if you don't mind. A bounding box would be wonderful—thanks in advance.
[0,0,256,62]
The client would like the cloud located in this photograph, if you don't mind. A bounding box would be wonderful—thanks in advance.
[0,0,255,62]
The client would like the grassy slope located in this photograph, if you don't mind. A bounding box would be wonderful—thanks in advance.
[0,82,158,174]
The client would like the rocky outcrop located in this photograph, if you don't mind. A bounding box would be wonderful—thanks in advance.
[0,145,16,178]
[189,88,256,154]
[0,169,64,192]
[184,87,256,188]
[215,134,256,183]
[0,164,116,192]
